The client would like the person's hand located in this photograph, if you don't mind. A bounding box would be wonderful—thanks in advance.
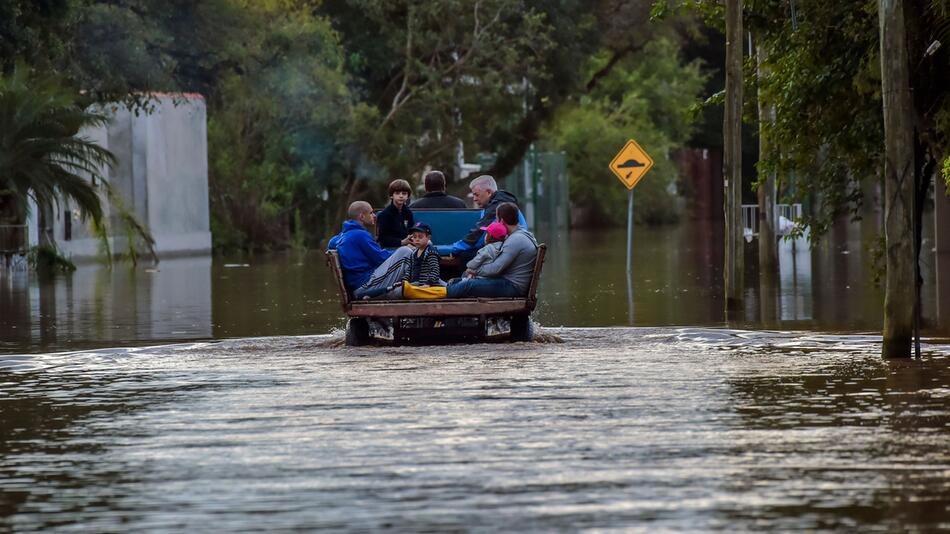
[400,235,413,246]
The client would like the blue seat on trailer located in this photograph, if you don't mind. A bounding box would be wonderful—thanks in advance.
[409,208,482,246]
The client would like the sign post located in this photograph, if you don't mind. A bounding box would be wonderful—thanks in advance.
[609,139,655,324]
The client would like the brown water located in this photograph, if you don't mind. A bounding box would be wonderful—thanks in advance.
[3,222,950,530]
[2,223,947,353]
[2,329,949,530]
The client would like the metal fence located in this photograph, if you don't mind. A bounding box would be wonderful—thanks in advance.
[504,150,569,231]
[740,204,804,237]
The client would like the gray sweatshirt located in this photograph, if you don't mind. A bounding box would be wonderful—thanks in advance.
[466,241,503,272]
[474,229,539,293]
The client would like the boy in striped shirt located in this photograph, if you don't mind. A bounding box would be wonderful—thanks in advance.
[354,222,443,299]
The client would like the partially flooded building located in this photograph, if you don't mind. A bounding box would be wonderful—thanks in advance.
[4,93,211,265]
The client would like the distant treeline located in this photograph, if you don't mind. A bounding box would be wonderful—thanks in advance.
[1,0,718,251]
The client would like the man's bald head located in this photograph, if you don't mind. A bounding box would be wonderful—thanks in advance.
[347,200,376,228]
[347,201,372,220]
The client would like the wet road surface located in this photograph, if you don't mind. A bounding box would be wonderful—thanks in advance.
[2,328,949,531]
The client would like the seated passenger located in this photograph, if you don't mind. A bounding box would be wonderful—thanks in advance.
[327,201,393,292]
[354,222,444,300]
[376,179,415,248]
[463,222,507,278]
[410,170,467,208]
[439,175,526,261]
[447,202,538,298]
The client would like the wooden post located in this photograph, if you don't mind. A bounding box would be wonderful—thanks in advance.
[878,0,915,358]
[724,0,744,315]
[756,43,778,277]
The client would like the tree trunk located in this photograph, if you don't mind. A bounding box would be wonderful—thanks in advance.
[724,0,744,315]
[878,0,915,358]
[756,43,778,278]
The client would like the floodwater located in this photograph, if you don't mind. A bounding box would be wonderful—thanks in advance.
[3,221,950,530]
[2,222,948,354]
[2,329,949,530]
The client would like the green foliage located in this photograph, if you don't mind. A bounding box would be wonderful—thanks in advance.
[753,0,884,239]
[27,244,76,273]
[0,0,73,72]
[0,64,113,225]
[324,0,559,178]
[3,0,710,250]
[544,38,707,226]
[207,1,355,251]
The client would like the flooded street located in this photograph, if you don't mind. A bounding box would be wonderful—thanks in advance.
[3,223,948,354]
[3,222,950,530]
[2,329,949,530]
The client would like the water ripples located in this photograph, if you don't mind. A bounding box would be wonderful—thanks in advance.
[2,328,949,531]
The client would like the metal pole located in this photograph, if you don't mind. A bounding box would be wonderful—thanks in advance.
[627,188,634,274]
[627,188,634,325]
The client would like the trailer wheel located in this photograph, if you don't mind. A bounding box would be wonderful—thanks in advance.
[345,318,370,346]
[510,314,534,342]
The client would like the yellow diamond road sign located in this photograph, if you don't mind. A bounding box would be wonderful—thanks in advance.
[609,139,654,190]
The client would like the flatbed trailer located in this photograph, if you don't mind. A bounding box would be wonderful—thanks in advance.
[326,244,546,345]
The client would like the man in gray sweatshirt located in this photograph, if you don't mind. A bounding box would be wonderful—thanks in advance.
[447,202,539,298]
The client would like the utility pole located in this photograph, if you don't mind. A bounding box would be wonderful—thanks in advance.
[756,41,778,325]
[724,0,744,315]
[878,0,915,358]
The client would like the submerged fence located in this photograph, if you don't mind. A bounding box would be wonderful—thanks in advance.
[741,204,804,238]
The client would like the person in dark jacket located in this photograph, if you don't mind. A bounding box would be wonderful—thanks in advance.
[376,179,415,248]
[327,201,393,291]
[440,174,527,259]
[409,170,467,209]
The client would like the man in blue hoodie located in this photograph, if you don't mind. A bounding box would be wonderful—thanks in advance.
[327,201,393,292]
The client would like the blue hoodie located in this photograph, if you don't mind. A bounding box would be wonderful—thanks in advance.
[327,220,393,290]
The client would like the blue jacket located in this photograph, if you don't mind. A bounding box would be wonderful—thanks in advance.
[441,190,528,256]
[328,220,393,290]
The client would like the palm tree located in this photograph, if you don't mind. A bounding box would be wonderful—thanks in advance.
[0,65,114,230]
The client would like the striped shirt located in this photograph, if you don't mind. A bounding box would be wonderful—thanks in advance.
[409,244,442,286]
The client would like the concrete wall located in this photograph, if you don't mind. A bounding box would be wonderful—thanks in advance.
[43,94,211,261]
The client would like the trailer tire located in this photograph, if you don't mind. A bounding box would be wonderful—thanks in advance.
[510,314,534,342]
[345,318,370,346]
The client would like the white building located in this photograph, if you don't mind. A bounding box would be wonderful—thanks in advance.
[23,93,212,262]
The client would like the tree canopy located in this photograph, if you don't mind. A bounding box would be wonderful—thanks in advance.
[0,0,714,250]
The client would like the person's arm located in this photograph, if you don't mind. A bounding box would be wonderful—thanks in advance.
[359,232,393,265]
[461,203,497,245]
[441,232,484,256]
[421,250,441,285]
[466,248,490,271]
[475,240,518,278]
[399,209,415,246]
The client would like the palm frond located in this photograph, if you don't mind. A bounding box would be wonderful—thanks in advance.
[0,64,111,225]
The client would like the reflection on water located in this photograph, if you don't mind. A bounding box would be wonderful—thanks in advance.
[1,257,212,353]
[1,220,948,353]
[1,329,948,530]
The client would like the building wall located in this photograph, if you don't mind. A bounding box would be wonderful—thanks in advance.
[47,94,211,261]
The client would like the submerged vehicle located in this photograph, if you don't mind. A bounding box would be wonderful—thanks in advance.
[326,208,547,345]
